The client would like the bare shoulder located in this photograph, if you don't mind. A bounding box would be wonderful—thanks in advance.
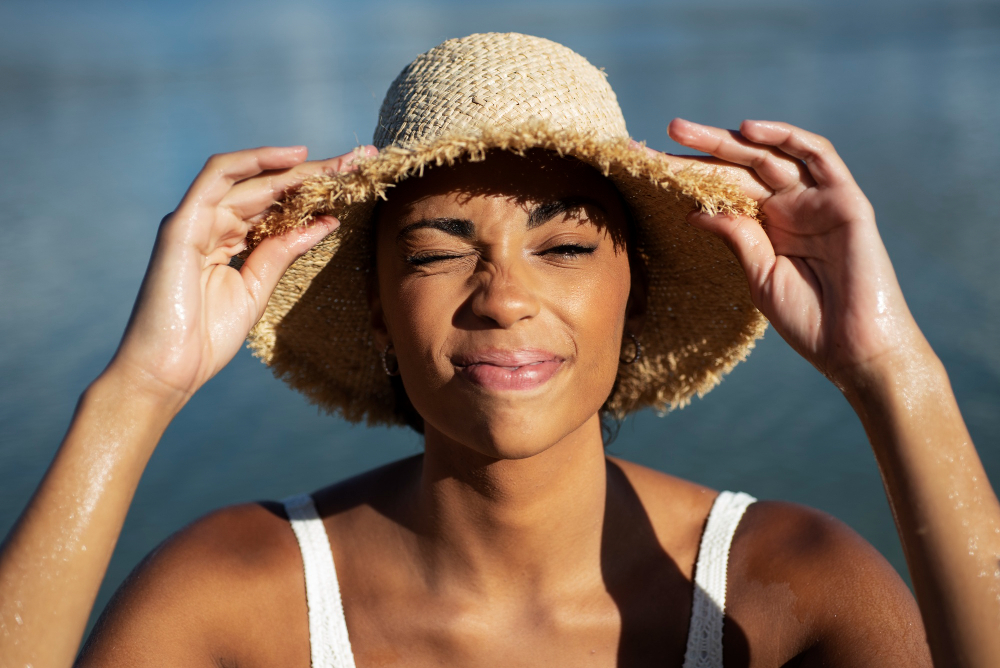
[78,456,424,667]
[606,459,931,666]
[607,456,718,576]
[78,501,309,668]
[727,500,932,667]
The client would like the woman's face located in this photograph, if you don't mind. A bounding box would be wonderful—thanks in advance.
[372,149,641,459]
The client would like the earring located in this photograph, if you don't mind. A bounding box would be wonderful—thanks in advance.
[380,343,400,377]
[620,332,642,365]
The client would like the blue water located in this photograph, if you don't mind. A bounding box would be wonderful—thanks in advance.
[1,0,999,633]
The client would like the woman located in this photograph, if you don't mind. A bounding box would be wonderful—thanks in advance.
[1,33,998,668]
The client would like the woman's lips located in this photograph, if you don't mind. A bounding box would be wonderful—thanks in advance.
[453,350,564,391]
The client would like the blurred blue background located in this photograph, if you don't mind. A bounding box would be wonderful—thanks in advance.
[1,0,998,634]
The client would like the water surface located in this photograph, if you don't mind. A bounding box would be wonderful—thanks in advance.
[1,0,998,632]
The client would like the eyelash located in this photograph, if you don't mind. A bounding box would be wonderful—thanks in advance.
[541,243,598,258]
[405,252,472,266]
[406,244,597,266]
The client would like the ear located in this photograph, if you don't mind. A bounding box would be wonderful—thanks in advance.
[625,258,648,336]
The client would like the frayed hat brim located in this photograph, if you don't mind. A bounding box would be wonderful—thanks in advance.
[244,120,767,426]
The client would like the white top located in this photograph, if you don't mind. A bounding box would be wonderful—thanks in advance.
[284,493,358,668]
[683,490,757,668]
[283,489,756,668]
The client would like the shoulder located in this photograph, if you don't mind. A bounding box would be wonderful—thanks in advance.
[78,501,310,668]
[605,460,931,665]
[606,457,718,577]
[727,500,932,666]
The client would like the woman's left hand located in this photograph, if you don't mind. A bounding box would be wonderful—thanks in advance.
[657,121,1000,668]
[656,119,928,386]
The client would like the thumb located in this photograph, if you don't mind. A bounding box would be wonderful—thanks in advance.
[239,216,339,318]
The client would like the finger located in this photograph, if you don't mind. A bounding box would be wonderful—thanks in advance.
[629,140,773,200]
[668,118,811,194]
[220,146,378,220]
[688,210,776,292]
[166,146,311,260]
[239,215,340,318]
[738,120,852,188]
[179,146,309,212]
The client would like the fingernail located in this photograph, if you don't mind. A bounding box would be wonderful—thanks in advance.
[668,118,693,139]
[314,214,340,229]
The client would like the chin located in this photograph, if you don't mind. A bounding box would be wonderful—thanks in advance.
[470,426,560,460]
[423,395,601,461]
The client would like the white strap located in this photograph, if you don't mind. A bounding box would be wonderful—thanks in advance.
[283,494,357,668]
[682,490,756,668]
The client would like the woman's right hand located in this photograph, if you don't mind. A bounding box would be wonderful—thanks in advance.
[0,144,377,668]
[108,145,376,406]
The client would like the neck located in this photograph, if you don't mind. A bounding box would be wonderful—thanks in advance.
[413,414,608,596]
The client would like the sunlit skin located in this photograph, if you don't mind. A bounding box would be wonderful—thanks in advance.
[0,120,997,668]
[370,149,639,459]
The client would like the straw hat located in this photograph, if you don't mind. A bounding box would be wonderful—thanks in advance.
[244,32,768,427]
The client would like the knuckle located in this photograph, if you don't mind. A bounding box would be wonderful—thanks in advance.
[157,218,188,246]
[158,211,176,229]
[203,153,230,177]
[218,203,240,222]
[813,135,835,154]
[750,151,771,170]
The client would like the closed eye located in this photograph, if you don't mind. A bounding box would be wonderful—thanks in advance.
[405,252,475,266]
[539,243,598,258]
[406,244,596,266]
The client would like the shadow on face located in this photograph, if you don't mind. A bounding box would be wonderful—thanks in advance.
[368,149,647,459]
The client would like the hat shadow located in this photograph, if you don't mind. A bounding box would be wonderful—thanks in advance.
[601,460,750,666]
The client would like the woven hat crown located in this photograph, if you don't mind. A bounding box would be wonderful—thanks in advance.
[374,33,628,150]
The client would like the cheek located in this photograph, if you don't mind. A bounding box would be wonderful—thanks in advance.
[560,260,632,378]
[381,272,461,381]
[378,246,633,419]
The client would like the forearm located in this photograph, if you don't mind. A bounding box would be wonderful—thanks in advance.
[843,345,1000,668]
[0,369,182,668]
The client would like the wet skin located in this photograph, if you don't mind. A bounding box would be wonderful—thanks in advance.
[72,150,930,668]
[8,80,991,661]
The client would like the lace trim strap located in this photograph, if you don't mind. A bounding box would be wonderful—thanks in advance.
[682,490,757,668]
[283,493,357,668]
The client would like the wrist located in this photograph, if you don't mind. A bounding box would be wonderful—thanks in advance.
[833,332,943,398]
[90,361,191,425]
[836,342,953,435]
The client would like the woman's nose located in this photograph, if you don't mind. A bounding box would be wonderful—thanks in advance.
[468,265,541,329]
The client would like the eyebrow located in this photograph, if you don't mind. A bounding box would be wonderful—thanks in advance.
[396,217,474,243]
[526,196,606,229]
[395,196,607,243]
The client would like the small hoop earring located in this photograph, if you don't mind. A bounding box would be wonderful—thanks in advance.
[620,332,642,365]
[380,343,400,377]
